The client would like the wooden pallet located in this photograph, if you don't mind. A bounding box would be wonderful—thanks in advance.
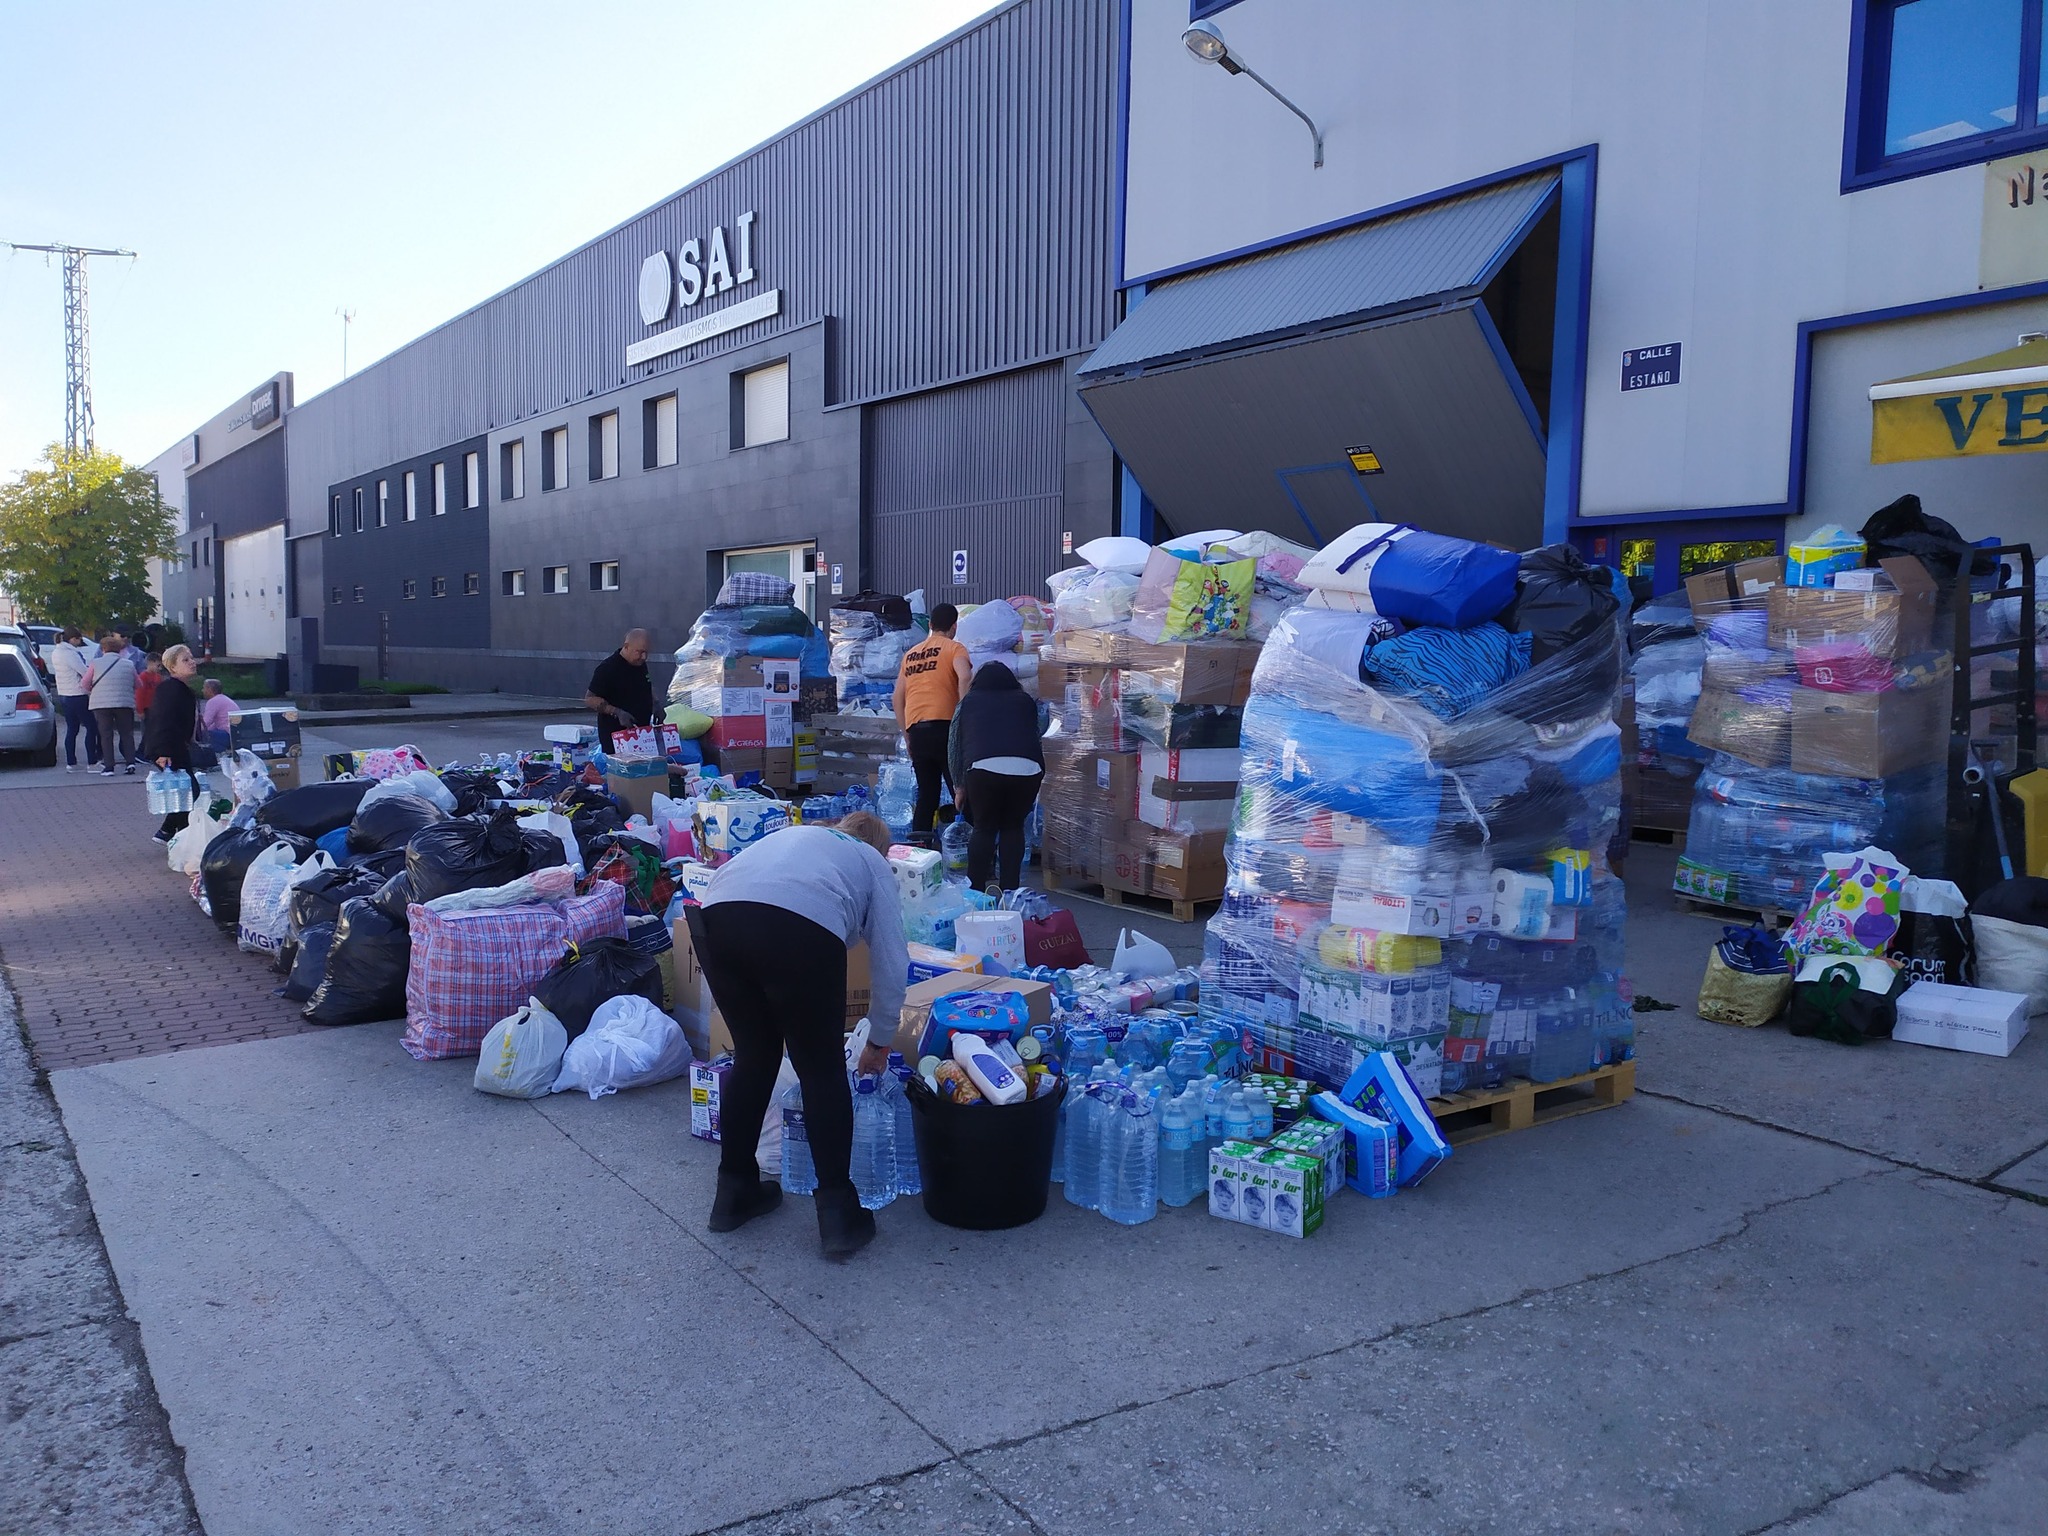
[1042,869,1213,925]
[1674,893,1794,929]
[1427,1060,1635,1146]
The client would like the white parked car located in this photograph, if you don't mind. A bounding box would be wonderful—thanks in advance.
[0,647,57,766]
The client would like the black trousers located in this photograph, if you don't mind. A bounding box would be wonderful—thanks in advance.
[693,902,853,1192]
[963,768,1042,891]
[906,719,952,836]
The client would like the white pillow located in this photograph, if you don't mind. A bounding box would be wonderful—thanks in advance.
[1075,535,1153,574]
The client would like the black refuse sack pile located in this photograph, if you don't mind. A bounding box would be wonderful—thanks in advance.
[531,937,665,1040]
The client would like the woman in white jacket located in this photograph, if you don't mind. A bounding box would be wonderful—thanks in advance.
[49,628,101,771]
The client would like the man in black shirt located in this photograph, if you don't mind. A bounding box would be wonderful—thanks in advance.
[585,628,655,750]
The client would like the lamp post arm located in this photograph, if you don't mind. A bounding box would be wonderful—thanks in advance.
[1236,61,1325,168]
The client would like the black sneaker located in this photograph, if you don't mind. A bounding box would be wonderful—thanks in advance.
[124,764,136,775]
[151,829,173,844]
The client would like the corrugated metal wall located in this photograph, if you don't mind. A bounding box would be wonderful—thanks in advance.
[870,362,1065,602]
[286,0,1118,539]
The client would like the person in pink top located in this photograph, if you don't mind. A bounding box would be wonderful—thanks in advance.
[200,679,239,752]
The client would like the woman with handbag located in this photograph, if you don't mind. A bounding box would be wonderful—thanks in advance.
[142,645,202,844]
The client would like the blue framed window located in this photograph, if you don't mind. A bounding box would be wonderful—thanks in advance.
[1846,0,2048,189]
[1190,0,1247,18]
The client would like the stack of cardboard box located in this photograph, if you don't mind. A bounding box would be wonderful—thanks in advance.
[679,655,822,794]
[1040,633,1258,906]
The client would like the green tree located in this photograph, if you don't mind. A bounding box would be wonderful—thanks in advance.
[0,444,176,631]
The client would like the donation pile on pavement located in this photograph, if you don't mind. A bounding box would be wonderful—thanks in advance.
[1199,529,1634,1102]
[1675,532,1949,913]
[663,576,832,793]
[1621,594,1706,833]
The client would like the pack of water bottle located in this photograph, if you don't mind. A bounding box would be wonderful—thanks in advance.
[778,1053,923,1209]
[145,767,195,816]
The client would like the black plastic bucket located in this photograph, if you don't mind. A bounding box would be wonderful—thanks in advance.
[908,1076,1067,1230]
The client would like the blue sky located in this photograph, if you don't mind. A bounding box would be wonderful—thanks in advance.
[0,0,994,482]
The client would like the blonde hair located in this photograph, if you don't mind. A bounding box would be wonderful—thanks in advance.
[161,644,194,672]
[834,810,893,856]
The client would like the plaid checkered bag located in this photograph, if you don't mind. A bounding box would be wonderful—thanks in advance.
[714,569,795,606]
[401,882,627,1060]
[582,840,675,915]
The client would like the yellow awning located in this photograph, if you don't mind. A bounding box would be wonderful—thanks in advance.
[1869,337,2048,463]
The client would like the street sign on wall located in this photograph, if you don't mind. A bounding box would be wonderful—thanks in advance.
[1621,344,1681,391]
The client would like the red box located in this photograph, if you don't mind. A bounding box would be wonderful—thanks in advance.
[708,716,767,751]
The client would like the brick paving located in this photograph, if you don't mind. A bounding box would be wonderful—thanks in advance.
[0,783,322,1070]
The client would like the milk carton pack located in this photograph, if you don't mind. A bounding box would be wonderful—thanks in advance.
[1207,1138,1260,1225]
[689,1056,732,1141]
[1272,1118,1346,1202]
[1256,1150,1325,1238]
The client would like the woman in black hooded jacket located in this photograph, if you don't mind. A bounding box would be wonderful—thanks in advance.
[946,661,1045,893]
[142,644,202,843]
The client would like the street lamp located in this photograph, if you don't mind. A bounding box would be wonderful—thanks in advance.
[1181,19,1325,169]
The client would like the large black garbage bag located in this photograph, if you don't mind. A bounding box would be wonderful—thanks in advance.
[531,937,665,1040]
[257,779,376,840]
[405,807,535,905]
[302,898,411,1026]
[567,806,627,862]
[347,791,448,855]
[288,865,386,940]
[346,846,409,878]
[275,922,337,1003]
[436,768,500,816]
[522,830,570,871]
[1860,493,1997,596]
[370,872,418,928]
[1497,544,1622,663]
[201,826,312,934]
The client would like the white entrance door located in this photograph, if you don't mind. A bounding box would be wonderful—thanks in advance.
[223,524,287,657]
[722,543,817,619]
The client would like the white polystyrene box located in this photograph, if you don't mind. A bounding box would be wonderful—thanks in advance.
[1892,981,2030,1058]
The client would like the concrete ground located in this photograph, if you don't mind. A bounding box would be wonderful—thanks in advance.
[5,717,2047,1535]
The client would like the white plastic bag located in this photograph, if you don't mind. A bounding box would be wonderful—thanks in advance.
[422,864,577,916]
[168,801,228,875]
[954,599,1023,655]
[228,749,275,806]
[515,809,582,874]
[475,998,569,1098]
[1110,927,1175,981]
[361,768,457,815]
[1901,876,1968,918]
[234,843,303,955]
[1052,568,1140,633]
[550,996,693,1099]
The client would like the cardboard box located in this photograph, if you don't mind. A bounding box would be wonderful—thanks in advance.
[1766,556,1937,659]
[759,659,800,700]
[714,747,765,783]
[1687,685,1789,769]
[1118,697,1244,750]
[796,676,838,722]
[1785,533,1866,588]
[1892,981,2030,1057]
[898,971,1053,1045]
[1136,746,1239,834]
[227,707,302,755]
[691,686,768,719]
[261,752,302,793]
[1120,821,1227,901]
[1788,685,1946,778]
[673,912,870,1035]
[689,1058,730,1141]
[708,715,768,751]
[1684,557,1780,628]
[1050,632,1260,706]
[1100,835,1152,895]
[765,699,794,749]
[606,771,663,820]
[763,748,797,787]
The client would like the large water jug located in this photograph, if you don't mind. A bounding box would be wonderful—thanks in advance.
[1099,1091,1158,1226]
[779,1081,817,1195]
[939,817,970,876]
[1156,1089,1202,1208]
[876,759,917,840]
[850,1074,894,1210]
[889,1059,922,1196]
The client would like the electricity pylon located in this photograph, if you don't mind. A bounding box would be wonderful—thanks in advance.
[4,241,138,454]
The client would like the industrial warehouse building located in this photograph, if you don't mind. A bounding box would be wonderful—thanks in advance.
[281,0,1119,695]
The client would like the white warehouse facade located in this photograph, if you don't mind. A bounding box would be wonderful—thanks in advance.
[1101,0,2048,595]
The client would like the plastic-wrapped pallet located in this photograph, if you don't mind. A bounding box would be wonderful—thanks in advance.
[1200,543,1633,1102]
[1625,595,1707,831]
[1675,554,1949,910]
[827,594,917,716]
[667,600,830,789]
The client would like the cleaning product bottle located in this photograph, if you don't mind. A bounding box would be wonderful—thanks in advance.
[951,1032,1026,1105]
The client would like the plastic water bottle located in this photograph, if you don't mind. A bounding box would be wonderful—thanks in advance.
[1166,1038,1206,1093]
[1223,1089,1254,1144]
[1157,1090,1201,1208]
[1099,1091,1158,1226]
[889,1059,922,1196]
[1063,1080,1110,1212]
[850,1075,894,1210]
[940,817,970,875]
[779,1081,816,1195]
[1202,1076,1228,1153]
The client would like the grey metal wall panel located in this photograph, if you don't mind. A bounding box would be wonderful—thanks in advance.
[1079,304,1548,549]
[1080,171,1558,377]
[286,0,1117,543]
[870,362,1065,602]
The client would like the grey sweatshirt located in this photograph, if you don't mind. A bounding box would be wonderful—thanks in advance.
[86,648,137,711]
[702,825,910,1049]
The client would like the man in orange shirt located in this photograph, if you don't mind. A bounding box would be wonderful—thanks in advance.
[893,603,973,839]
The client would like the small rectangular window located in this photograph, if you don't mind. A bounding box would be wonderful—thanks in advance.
[432,461,447,515]
[544,564,570,594]
[590,560,620,591]
[402,579,418,600]
[432,575,448,598]
[463,451,481,509]
[501,438,525,500]
[331,584,342,604]
[330,495,341,536]
[502,569,527,596]
[544,427,569,491]
[590,411,619,480]
[404,470,418,521]
[351,488,364,532]
[352,584,365,603]
[645,393,679,468]
[733,360,790,449]
[376,478,389,527]
[464,571,481,596]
